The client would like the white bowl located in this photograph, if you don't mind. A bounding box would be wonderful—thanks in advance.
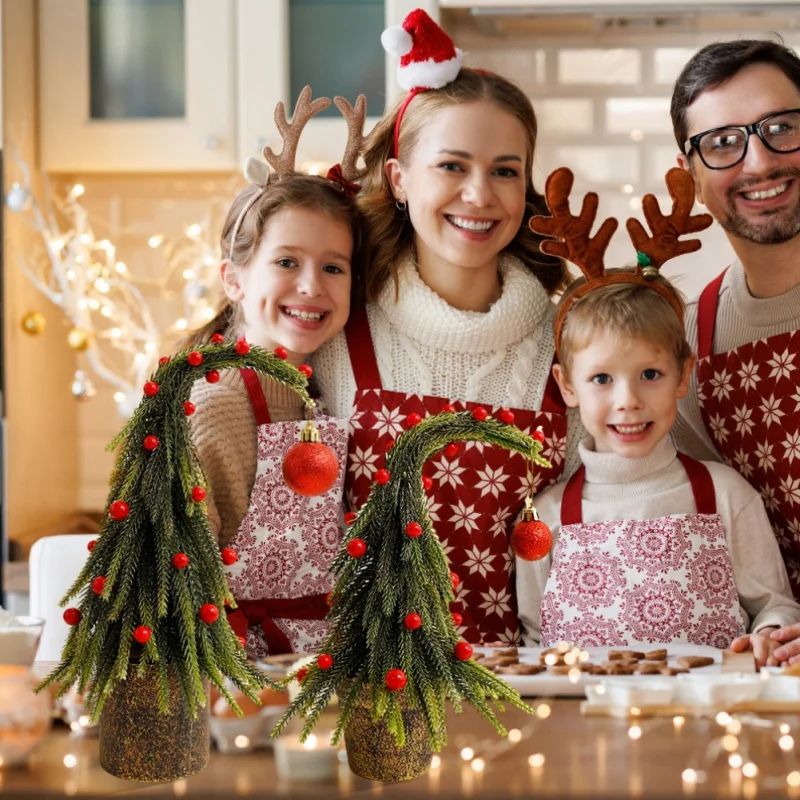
[674,674,762,707]
[594,677,675,707]
[758,671,800,702]
[0,616,45,667]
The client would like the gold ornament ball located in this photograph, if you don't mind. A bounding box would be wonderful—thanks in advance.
[21,311,46,336]
[67,327,91,351]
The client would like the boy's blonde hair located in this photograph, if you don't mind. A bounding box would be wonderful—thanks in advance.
[556,269,693,374]
[358,68,567,301]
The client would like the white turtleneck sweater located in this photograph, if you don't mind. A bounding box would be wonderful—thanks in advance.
[517,436,800,645]
[673,260,800,461]
[312,255,583,477]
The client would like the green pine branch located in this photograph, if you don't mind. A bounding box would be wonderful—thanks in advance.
[36,342,311,718]
[272,412,550,751]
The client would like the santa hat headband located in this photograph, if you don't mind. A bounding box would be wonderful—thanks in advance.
[382,9,464,159]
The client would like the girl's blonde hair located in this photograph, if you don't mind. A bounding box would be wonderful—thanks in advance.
[556,270,692,374]
[358,68,568,301]
[183,175,367,348]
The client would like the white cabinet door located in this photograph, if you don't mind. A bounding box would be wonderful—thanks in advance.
[39,0,237,172]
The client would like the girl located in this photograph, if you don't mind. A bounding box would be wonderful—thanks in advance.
[186,87,367,658]
[313,9,581,645]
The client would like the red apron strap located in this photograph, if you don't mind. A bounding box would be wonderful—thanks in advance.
[696,269,727,361]
[344,305,383,391]
[239,368,271,426]
[227,594,329,655]
[541,359,567,415]
[677,453,717,515]
[560,466,586,526]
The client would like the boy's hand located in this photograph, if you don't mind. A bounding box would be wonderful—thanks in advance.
[731,627,780,667]
[768,624,800,664]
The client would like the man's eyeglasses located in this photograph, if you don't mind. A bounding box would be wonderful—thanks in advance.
[684,108,800,170]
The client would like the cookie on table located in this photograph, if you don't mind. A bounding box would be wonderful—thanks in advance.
[676,656,715,670]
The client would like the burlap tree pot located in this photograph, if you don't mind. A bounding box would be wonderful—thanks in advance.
[99,666,210,782]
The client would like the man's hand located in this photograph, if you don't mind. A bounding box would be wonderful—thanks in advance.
[730,627,780,667]
[768,624,800,664]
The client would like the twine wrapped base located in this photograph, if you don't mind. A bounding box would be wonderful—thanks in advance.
[344,688,432,782]
[99,666,209,782]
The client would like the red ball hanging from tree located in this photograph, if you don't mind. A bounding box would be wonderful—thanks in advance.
[172,553,189,569]
[404,613,422,630]
[317,653,333,670]
[187,351,203,367]
[92,576,106,595]
[511,500,552,562]
[385,668,407,691]
[221,548,238,565]
[211,333,225,344]
[133,625,152,644]
[109,500,129,521]
[87,539,97,552]
[282,421,340,497]
[199,603,219,624]
[63,607,81,626]
[347,538,367,558]
[454,641,473,661]
[235,339,250,356]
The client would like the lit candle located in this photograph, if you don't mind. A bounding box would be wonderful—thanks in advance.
[274,732,338,782]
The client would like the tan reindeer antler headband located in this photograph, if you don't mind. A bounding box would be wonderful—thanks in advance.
[530,167,713,360]
[229,86,367,259]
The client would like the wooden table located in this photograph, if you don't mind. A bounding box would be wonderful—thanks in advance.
[3,699,800,798]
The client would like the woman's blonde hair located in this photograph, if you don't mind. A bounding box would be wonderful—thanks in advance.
[556,270,692,374]
[183,175,367,348]
[358,68,567,301]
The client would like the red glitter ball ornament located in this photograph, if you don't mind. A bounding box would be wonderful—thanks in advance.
[405,412,422,427]
[404,613,422,630]
[344,511,358,526]
[109,500,129,521]
[221,548,238,565]
[422,476,433,491]
[282,436,340,497]
[199,603,219,624]
[205,369,220,383]
[297,667,309,683]
[385,668,407,691]
[172,553,189,569]
[405,522,422,538]
[143,381,159,397]
[274,346,288,360]
[471,406,488,421]
[347,538,367,558]
[498,409,515,425]
[533,428,546,443]
[442,403,456,413]
[299,364,313,378]
[133,626,152,644]
[63,608,81,626]
[158,356,169,366]
[191,486,207,502]
[450,571,460,589]
[444,443,459,458]
[451,612,463,626]
[317,653,333,670]
[375,469,390,485]
[92,576,106,595]
[511,519,553,561]
[183,401,196,416]
[211,333,225,344]
[187,351,203,367]
[87,539,96,552]
[143,435,159,451]
[235,339,250,355]
[454,641,473,661]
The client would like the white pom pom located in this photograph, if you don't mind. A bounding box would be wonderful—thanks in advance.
[381,25,413,57]
[243,156,269,186]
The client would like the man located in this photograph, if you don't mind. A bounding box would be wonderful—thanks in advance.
[671,39,800,662]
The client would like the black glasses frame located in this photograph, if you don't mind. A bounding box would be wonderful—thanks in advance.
[684,108,800,170]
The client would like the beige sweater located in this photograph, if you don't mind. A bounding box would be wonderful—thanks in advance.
[190,369,306,547]
[672,260,800,461]
[517,436,800,646]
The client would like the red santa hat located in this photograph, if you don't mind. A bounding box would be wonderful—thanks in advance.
[381,9,464,92]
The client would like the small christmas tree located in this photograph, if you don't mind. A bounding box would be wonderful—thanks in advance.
[272,409,550,755]
[38,341,320,719]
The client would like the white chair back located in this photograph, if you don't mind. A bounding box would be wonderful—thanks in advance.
[29,534,95,663]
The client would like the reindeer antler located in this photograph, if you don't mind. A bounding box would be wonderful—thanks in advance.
[626,167,713,273]
[530,167,619,281]
[264,86,331,179]
[334,94,367,183]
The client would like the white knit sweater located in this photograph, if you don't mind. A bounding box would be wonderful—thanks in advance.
[673,260,800,461]
[312,254,583,476]
[517,436,800,645]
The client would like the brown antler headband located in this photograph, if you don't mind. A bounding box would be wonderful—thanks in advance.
[530,167,712,360]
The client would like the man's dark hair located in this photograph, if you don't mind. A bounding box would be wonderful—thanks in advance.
[671,38,800,153]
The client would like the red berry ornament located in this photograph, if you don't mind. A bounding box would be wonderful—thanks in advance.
[109,500,129,521]
[498,409,515,425]
[451,612,463,626]
[317,653,333,670]
[238,636,247,648]
[234,339,250,355]
[375,469,390,485]
[92,576,106,595]
[63,608,81,626]
[405,412,422,427]
[172,552,189,569]
[511,518,553,562]
[450,571,460,589]
[442,403,456,413]
[221,548,238,565]
[199,603,219,624]
[143,435,159,451]
[187,351,203,367]
[344,511,357,526]
[404,613,422,630]
[299,364,312,378]
[444,443,459,458]
[205,369,220,383]
[347,538,367,558]
[471,406,488,421]
[183,401,196,416]
[133,626,152,644]
[274,346,288,360]
[455,641,473,661]
[405,522,422,538]
[191,486,207,502]
[385,439,395,452]
[297,667,309,683]
[385,668,408,691]
[422,476,433,491]
[282,429,340,497]
[158,356,169,366]
[143,381,159,397]
[87,539,96,552]
[533,427,546,443]
[211,333,225,344]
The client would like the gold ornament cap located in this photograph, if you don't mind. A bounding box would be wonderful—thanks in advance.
[300,420,320,443]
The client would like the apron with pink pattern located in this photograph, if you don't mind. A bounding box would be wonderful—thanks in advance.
[344,306,568,645]
[224,369,348,658]
[696,269,800,598]
[540,453,745,648]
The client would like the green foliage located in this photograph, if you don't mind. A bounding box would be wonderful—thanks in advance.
[272,412,550,751]
[36,343,312,719]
